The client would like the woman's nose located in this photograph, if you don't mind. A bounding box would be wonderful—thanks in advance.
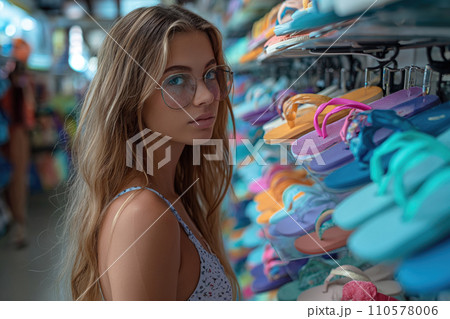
[192,79,215,107]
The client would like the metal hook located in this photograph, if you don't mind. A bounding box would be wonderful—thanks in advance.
[383,66,406,95]
[422,65,433,95]
[405,66,424,90]
[340,68,348,92]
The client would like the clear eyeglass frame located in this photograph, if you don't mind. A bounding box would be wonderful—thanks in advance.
[155,64,234,110]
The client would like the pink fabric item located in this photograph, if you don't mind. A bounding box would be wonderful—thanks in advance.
[340,110,358,142]
[341,281,399,301]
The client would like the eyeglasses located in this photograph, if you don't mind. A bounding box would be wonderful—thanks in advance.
[156,65,233,109]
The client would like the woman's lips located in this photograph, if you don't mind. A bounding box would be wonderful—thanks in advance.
[189,116,216,129]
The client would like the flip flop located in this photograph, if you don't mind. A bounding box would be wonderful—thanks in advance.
[265,30,313,55]
[274,202,338,237]
[294,209,352,255]
[323,100,450,191]
[241,89,299,126]
[269,183,341,226]
[248,164,291,194]
[396,236,450,294]
[252,258,309,279]
[252,258,310,294]
[291,87,424,158]
[256,184,308,225]
[254,170,312,213]
[297,265,402,300]
[274,0,355,36]
[277,0,310,25]
[256,183,324,225]
[348,156,450,263]
[262,85,340,133]
[251,271,293,293]
[308,94,440,174]
[333,128,450,230]
[264,86,382,144]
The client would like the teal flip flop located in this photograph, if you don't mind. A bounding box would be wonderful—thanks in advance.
[333,128,450,230]
[348,149,450,263]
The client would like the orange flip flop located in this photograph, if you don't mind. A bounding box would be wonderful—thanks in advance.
[254,169,308,198]
[255,177,310,212]
[264,86,383,144]
[256,189,305,225]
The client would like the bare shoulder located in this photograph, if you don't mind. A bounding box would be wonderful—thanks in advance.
[102,188,181,248]
[99,188,181,300]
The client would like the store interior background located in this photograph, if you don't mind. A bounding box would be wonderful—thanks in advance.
[1,0,450,301]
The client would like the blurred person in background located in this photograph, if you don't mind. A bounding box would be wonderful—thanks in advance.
[0,38,36,249]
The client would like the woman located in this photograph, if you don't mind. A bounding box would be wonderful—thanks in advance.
[62,5,239,300]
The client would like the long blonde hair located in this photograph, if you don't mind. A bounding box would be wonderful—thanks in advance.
[61,5,239,300]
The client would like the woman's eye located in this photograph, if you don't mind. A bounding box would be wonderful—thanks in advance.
[167,75,185,86]
[205,70,217,80]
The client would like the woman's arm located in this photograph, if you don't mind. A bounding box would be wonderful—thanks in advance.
[104,191,181,300]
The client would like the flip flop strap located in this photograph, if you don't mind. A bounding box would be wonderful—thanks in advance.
[314,100,371,138]
[292,190,338,216]
[277,0,304,25]
[370,131,430,184]
[281,184,322,211]
[283,94,330,128]
[350,110,416,164]
[275,89,297,119]
[381,144,435,204]
[323,265,371,293]
[405,165,450,221]
[270,169,308,189]
[373,131,450,206]
[313,98,370,134]
[314,209,335,240]
[385,138,450,207]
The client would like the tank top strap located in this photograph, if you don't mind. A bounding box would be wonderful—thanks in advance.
[113,186,204,250]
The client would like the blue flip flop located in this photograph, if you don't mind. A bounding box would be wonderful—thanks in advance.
[268,183,331,225]
[396,236,450,294]
[274,0,355,36]
[333,128,450,230]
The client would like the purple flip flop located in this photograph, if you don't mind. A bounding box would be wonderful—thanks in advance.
[291,87,423,157]
[251,259,309,293]
[274,203,335,237]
